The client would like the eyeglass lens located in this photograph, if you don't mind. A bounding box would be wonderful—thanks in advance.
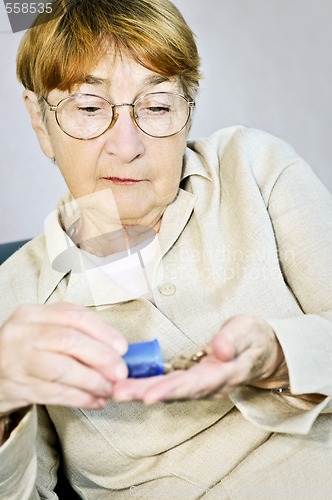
[55,93,192,139]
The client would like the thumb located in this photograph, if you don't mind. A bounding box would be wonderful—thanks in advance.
[211,315,259,362]
[210,331,236,362]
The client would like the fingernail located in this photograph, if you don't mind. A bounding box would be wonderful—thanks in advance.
[103,382,113,395]
[114,340,128,355]
[96,398,108,408]
[144,394,161,405]
[116,394,131,403]
[116,391,133,402]
[115,362,128,379]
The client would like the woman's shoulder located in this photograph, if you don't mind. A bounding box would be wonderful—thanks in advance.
[187,126,306,202]
[188,126,299,162]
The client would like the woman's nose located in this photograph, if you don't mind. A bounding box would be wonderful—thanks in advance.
[103,105,145,163]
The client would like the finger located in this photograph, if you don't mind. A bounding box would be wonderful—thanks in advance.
[145,361,232,403]
[114,357,239,404]
[210,334,236,362]
[26,351,114,397]
[31,325,128,381]
[113,373,176,402]
[214,315,281,383]
[211,321,253,361]
[4,378,109,410]
[14,303,128,354]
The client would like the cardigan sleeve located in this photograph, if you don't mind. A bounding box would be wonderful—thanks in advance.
[230,139,332,434]
[0,407,40,499]
[266,159,332,395]
[0,255,61,499]
[0,405,61,499]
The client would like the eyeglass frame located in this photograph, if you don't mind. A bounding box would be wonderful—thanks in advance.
[43,91,196,140]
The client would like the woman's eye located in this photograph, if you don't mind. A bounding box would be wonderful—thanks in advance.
[147,106,171,113]
[78,106,101,113]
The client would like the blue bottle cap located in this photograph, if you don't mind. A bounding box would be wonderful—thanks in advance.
[122,339,164,378]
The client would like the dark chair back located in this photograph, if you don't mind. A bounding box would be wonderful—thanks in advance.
[0,239,31,265]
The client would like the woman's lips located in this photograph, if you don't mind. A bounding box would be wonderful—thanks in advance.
[101,177,143,185]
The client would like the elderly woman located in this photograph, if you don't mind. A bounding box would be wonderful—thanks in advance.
[1,0,332,498]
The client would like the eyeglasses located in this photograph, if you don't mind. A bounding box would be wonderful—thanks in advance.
[44,92,195,140]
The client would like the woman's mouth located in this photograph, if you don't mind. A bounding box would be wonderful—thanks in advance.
[101,177,143,186]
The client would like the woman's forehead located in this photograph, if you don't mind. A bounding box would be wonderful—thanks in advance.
[49,53,180,99]
[82,51,179,87]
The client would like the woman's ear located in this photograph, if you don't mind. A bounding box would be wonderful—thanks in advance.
[23,90,55,159]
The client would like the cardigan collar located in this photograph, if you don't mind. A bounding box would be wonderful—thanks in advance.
[38,146,211,306]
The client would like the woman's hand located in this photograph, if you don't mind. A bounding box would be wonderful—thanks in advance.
[113,315,289,404]
[0,303,128,414]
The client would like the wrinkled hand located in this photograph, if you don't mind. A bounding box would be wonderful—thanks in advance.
[0,303,128,414]
[113,315,288,404]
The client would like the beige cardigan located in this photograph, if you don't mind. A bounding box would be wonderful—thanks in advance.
[1,127,332,499]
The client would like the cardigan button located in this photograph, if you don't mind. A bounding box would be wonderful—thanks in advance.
[159,283,176,296]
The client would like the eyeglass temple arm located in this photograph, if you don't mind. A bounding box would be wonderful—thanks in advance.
[42,96,57,111]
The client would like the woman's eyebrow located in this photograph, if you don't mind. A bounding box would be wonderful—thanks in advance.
[83,75,108,85]
[83,74,172,88]
[142,75,172,87]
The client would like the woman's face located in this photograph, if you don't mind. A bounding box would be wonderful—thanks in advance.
[27,52,189,230]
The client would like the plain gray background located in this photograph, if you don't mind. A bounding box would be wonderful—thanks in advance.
[0,0,331,243]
